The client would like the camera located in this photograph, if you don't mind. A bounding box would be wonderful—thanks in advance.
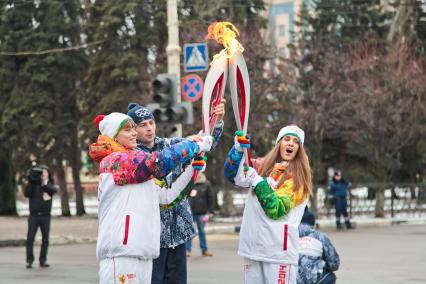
[28,166,43,183]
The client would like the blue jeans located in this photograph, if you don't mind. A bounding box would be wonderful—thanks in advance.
[185,214,208,253]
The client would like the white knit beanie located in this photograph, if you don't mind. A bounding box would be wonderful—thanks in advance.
[275,125,305,145]
[95,112,132,139]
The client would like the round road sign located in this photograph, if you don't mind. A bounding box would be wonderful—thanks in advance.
[181,74,204,102]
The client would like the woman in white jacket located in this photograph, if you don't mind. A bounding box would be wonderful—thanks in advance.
[89,112,213,284]
[224,125,312,284]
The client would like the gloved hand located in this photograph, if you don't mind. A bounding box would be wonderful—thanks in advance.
[196,135,214,153]
[234,130,250,153]
[192,156,207,172]
[234,166,263,188]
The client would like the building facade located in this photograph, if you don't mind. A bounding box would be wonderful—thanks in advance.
[265,0,303,58]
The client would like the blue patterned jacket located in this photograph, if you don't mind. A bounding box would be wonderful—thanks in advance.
[136,122,224,248]
[297,223,340,284]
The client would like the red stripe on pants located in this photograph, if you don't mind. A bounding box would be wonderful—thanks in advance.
[113,257,116,284]
[123,215,130,245]
[283,224,288,251]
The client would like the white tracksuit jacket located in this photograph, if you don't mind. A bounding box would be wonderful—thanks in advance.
[96,166,194,261]
[230,157,308,264]
[238,189,308,264]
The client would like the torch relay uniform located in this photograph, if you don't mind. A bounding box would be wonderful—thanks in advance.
[224,129,309,284]
[89,113,212,284]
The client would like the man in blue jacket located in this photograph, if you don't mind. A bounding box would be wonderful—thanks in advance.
[127,100,225,284]
[297,207,340,284]
[328,171,355,230]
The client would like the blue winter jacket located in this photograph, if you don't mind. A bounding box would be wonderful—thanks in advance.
[297,223,340,284]
[328,179,350,198]
[136,122,224,248]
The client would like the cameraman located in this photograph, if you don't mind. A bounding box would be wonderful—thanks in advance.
[24,165,57,268]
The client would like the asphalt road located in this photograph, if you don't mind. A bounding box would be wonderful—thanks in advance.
[0,225,425,284]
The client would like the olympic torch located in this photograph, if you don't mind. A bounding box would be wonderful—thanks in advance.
[203,22,251,166]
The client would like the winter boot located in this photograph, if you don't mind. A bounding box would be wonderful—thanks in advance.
[336,220,344,230]
[345,220,355,229]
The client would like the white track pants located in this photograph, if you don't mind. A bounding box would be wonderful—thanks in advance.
[99,257,152,284]
[243,258,297,284]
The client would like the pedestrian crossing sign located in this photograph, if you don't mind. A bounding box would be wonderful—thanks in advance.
[184,43,209,72]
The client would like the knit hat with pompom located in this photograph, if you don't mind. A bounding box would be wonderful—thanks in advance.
[94,112,133,139]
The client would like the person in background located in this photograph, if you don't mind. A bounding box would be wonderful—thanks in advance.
[24,164,57,269]
[328,171,355,230]
[297,207,340,284]
[185,172,215,257]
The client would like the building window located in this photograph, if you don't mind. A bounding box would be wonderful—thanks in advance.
[279,47,286,58]
[278,25,285,37]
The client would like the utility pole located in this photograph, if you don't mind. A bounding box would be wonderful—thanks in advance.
[166,0,182,136]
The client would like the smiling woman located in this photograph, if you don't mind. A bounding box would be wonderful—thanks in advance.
[87,112,214,284]
[114,120,137,150]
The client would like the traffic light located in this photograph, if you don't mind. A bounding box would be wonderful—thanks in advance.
[147,73,193,124]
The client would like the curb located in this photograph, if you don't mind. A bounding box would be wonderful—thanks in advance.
[0,239,26,247]
[1,218,425,248]
[0,236,97,248]
[205,224,239,234]
[316,217,426,229]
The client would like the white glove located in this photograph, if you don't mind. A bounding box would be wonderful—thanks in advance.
[234,166,263,188]
[196,135,213,153]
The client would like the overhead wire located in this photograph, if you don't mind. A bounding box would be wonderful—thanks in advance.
[0,0,424,56]
[0,39,106,56]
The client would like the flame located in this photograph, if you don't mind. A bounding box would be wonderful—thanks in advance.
[206,22,244,64]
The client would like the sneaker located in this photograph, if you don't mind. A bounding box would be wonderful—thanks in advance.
[40,262,50,268]
[202,251,213,257]
[26,263,33,269]
[186,251,191,257]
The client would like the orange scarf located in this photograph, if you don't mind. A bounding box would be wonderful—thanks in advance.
[89,135,128,162]
[270,163,288,182]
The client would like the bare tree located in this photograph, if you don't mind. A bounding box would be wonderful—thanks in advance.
[276,46,353,213]
[342,40,426,217]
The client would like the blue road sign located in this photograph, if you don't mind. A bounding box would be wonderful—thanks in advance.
[184,43,209,72]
